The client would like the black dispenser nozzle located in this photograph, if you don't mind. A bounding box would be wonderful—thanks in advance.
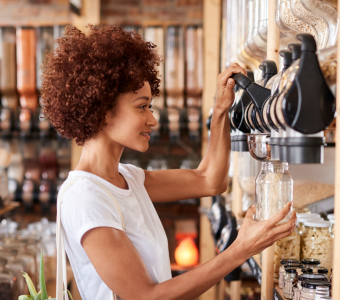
[279,50,293,72]
[288,43,302,62]
[282,34,335,134]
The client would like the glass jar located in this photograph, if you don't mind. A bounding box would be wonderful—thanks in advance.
[297,274,329,298]
[301,222,333,276]
[329,220,334,237]
[238,152,261,212]
[279,259,300,288]
[297,216,323,235]
[301,258,321,270]
[0,257,14,300]
[285,268,298,299]
[300,280,331,299]
[275,227,301,278]
[255,162,293,223]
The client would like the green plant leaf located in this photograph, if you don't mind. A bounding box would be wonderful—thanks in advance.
[39,250,48,300]
[22,272,37,297]
[67,290,74,300]
[18,295,34,300]
[34,290,42,300]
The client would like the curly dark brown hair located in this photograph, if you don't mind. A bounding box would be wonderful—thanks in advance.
[41,24,161,146]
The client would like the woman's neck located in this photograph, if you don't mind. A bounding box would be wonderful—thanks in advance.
[74,137,128,189]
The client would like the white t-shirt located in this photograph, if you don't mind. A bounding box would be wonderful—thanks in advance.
[60,164,172,300]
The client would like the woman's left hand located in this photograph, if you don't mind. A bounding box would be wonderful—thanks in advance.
[215,63,247,112]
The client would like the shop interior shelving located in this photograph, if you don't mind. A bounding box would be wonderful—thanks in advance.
[0,202,20,222]
[201,0,339,300]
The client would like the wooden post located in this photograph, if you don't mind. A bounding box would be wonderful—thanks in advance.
[332,4,340,298]
[70,0,100,170]
[260,1,280,300]
[199,1,222,300]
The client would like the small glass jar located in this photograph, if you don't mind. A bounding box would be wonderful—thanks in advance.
[284,268,298,299]
[279,259,300,288]
[255,161,293,224]
[301,258,321,270]
[300,280,331,300]
[297,273,328,295]
[301,222,333,276]
[274,227,301,278]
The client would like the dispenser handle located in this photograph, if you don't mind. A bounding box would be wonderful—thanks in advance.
[230,73,252,90]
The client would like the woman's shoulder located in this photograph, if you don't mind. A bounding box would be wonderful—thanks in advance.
[59,176,112,207]
[119,163,145,183]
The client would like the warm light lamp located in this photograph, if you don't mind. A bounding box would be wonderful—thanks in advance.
[174,237,199,267]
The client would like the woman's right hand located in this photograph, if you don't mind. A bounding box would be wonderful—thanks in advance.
[235,202,297,259]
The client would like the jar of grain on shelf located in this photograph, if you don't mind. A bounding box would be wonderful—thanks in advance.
[301,222,333,276]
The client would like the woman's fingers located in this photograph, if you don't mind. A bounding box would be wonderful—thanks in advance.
[244,205,256,221]
[266,202,293,228]
[217,64,247,87]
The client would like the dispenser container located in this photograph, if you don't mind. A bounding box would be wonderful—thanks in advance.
[145,26,165,140]
[165,26,184,109]
[290,0,328,49]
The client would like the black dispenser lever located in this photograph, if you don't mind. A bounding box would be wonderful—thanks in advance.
[231,73,271,115]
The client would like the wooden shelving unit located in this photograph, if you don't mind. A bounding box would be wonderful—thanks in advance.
[0,202,20,221]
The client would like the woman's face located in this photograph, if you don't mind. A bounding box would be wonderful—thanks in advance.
[103,81,157,152]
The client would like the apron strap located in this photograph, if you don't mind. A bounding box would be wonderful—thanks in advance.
[56,176,124,300]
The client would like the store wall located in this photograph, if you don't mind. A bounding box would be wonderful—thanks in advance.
[0,0,203,26]
[101,0,203,25]
[0,0,72,26]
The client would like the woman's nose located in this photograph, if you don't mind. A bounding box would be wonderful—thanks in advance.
[147,110,158,127]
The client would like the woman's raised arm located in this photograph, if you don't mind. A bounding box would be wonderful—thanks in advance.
[144,63,247,203]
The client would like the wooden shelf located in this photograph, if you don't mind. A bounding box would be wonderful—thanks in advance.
[273,285,284,300]
[0,202,20,220]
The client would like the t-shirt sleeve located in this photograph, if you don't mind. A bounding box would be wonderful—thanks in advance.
[123,163,146,183]
[60,178,123,246]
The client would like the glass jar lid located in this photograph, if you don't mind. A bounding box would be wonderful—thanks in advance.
[317,267,328,275]
[298,274,327,281]
[285,264,303,269]
[286,268,298,273]
[281,258,300,265]
[327,214,334,220]
[301,258,321,265]
[301,280,331,289]
[304,221,331,228]
[297,213,321,218]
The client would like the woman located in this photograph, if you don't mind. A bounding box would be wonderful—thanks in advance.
[42,25,296,300]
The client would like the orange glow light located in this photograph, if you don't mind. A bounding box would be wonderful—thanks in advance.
[174,237,199,267]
